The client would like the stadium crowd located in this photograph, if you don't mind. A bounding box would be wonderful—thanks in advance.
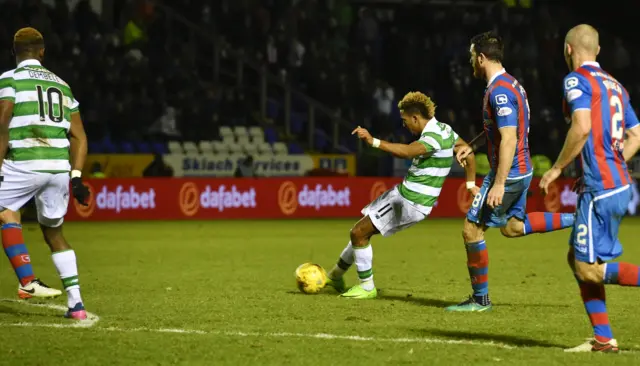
[162,0,640,157]
[0,0,243,144]
[1,0,639,159]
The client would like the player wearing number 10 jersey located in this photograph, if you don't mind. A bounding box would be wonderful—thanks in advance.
[540,24,640,353]
[0,28,91,319]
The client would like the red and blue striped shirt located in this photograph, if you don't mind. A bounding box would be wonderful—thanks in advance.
[482,70,532,179]
[563,62,639,192]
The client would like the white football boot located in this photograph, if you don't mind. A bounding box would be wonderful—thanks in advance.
[565,338,619,353]
[18,278,62,299]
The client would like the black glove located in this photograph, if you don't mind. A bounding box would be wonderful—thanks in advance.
[71,177,90,206]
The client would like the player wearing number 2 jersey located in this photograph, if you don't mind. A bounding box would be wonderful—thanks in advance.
[562,64,634,192]
[540,24,640,353]
[0,28,91,319]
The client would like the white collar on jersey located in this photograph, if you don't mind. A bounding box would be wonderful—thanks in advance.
[422,117,437,133]
[16,59,42,68]
[581,61,600,68]
[486,68,506,86]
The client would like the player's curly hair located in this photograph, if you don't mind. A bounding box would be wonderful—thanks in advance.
[470,31,503,62]
[13,27,44,55]
[397,91,436,119]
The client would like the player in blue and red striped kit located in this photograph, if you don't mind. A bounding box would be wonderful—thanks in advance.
[447,31,576,312]
[541,24,640,353]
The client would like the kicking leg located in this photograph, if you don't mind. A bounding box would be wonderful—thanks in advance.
[336,187,424,299]
[326,241,353,293]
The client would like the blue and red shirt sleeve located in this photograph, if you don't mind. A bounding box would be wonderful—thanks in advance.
[563,72,591,113]
[489,86,518,128]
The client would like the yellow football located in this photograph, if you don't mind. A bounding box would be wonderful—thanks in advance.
[295,263,327,294]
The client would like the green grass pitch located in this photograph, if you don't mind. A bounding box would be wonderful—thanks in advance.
[1,219,640,365]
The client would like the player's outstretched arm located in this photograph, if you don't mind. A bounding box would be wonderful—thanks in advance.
[0,100,13,169]
[624,125,640,162]
[352,126,427,159]
[69,112,88,173]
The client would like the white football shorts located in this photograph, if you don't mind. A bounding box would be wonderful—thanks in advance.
[0,162,69,227]
[361,186,427,237]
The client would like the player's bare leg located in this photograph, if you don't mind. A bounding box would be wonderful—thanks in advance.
[41,224,86,320]
[0,209,61,299]
[446,218,492,311]
[330,215,379,299]
[499,214,575,238]
[499,217,525,237]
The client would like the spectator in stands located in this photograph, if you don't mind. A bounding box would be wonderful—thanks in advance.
[265,35,278,72]
[372,81,395,134]
[148,106,180,141]
[143,154,174,177]
[235,156,256,178]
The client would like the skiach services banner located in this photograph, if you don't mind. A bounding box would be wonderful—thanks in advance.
[66,177,584,221]
[163,154,315,177]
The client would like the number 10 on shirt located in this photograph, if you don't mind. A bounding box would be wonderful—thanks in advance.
[35,84,64,123]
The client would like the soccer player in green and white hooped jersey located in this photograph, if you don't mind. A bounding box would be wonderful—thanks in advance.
[324,91,477,299]
[0,28,91,319]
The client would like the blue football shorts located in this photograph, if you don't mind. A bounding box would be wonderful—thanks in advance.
[466,173,532,228]
[570,185,631,263]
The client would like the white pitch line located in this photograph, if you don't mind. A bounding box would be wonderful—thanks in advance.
[93,327,516,349]
[0,299,515,350]
[226,331,517,349]
[101,326,208,335]
[0,298,100,328]
[3,299,639,353]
